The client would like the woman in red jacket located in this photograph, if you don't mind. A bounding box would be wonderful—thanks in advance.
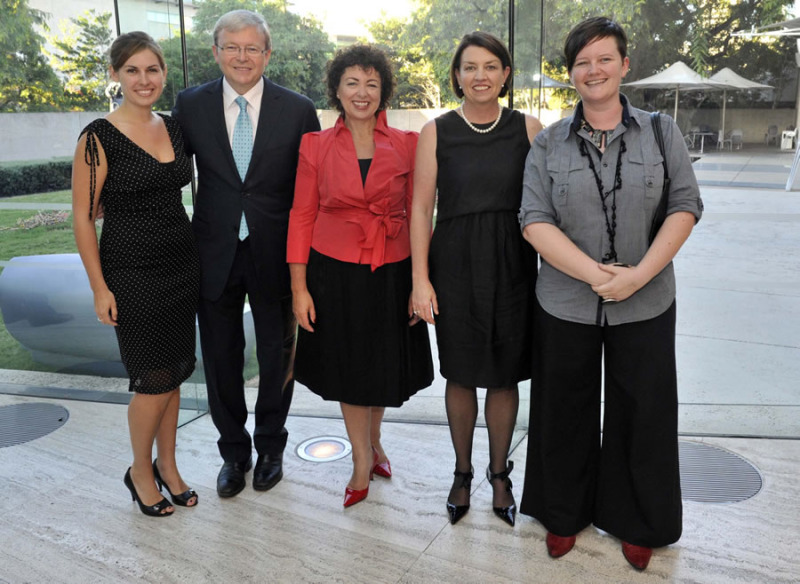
[287,45,433,508]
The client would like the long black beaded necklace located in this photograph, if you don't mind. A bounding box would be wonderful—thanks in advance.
[578,123,626,264]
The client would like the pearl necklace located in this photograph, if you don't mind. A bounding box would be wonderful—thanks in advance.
[457,104,503,134]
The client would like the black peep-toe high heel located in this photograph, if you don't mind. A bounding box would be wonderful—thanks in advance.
[152,459,198,507]
[123,467,174,517]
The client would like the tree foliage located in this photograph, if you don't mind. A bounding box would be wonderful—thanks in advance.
[47,10,114,111]
[370,0,509,108]
[618,0,795,110]
[369,0,796,112]
[160,0,334,108]
[0,0,795,115]
[0,0,62,112]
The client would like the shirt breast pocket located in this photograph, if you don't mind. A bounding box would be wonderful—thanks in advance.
[627,154,666,231]
[629,150,665,203]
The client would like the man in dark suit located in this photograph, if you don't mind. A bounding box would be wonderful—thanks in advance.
[172,9,320,497]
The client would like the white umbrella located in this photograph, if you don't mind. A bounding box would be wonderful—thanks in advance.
[623,61,726,121]
[533,73,571,89]
[734,16,800,38]
[514,73,572,116]
[709,67,772,138]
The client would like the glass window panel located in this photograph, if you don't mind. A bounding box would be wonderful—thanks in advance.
[0,1,122,394]
[3,0,796,437]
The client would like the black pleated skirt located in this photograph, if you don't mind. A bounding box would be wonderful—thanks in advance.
[294,249,434,407]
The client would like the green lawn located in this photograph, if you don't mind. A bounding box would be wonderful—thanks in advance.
[3,188,194,207]
[0,210,80,262]
[6,189,72,204]
[0,189,193,264]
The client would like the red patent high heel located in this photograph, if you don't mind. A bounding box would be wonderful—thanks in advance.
[372,446,392,478]
[343,449,378,508]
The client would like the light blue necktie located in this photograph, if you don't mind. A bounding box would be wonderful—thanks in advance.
[233,96,251,240]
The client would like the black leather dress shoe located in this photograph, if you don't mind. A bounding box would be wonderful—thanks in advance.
[216,457,253,498]
[253,454,283,491]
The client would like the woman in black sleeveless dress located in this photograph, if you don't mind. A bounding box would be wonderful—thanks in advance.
[410,32,542,527]
[72,32,199,517]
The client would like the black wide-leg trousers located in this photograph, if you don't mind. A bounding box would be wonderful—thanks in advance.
[520,299,682,548]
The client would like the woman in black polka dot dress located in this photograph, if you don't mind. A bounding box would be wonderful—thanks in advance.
[72,32,200,517]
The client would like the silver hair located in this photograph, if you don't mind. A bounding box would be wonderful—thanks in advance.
[213,10,272,51]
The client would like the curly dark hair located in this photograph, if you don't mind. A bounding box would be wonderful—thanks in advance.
[326,44,395,114]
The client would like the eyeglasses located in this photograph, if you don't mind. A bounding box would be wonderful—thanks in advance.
[216,45,267,57]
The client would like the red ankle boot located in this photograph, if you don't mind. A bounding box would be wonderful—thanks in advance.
[621,541,652,570]
[546,532,576,558]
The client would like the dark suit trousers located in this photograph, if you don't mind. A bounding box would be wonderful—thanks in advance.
[198,238,295,463]
[520,299,682,548]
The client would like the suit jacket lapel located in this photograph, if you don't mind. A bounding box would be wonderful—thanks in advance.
[251,77,286,164]
[206,78,241,183]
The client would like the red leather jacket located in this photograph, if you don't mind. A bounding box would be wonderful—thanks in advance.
[287,111,418,271]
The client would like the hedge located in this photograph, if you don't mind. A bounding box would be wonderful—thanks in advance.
[0,159,72,198]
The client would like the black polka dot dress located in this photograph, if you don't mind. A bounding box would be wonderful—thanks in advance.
[80,114,200,394]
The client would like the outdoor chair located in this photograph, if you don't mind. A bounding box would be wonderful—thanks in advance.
[781,128,796,150]
[684,126,701,150]
[731,129,744,150]
[765,125,779,146]
[718,130,732,151]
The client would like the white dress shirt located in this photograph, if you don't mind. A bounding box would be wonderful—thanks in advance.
[221,76,263,146]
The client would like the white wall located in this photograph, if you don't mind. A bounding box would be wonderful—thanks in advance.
[2,112,105,162]
[2,108,796,162]
[1,109,446,162]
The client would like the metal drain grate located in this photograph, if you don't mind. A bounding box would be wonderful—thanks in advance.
[0,403,69,448]
[679,441,762,503]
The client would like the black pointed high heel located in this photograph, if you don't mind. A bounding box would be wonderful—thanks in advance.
[152,459,198,507]
[446,467,473,525]
[487,460,516,527]
[123,467,174,517]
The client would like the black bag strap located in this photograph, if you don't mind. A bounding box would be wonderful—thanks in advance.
[649,112,670,243]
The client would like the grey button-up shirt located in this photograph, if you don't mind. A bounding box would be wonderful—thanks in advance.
[520,95,703,326]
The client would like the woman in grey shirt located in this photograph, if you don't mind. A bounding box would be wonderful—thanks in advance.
[519,17,702,571]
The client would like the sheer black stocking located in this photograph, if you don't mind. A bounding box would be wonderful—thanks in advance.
[445,380,477,506]
[485,385,519,508]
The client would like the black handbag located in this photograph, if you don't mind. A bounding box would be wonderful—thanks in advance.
[649,112,670,244]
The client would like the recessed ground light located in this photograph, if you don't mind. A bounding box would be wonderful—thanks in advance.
[296,436,351,462]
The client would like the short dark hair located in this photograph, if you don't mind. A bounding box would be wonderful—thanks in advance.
[450,31,512,99]
[564,17,627,73]
[109,31,165,71]
[326,44,395,114]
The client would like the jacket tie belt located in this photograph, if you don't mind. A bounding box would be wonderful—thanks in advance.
[319,199,405,270]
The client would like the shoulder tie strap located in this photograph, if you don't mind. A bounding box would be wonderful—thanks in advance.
[83,130,101,220]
